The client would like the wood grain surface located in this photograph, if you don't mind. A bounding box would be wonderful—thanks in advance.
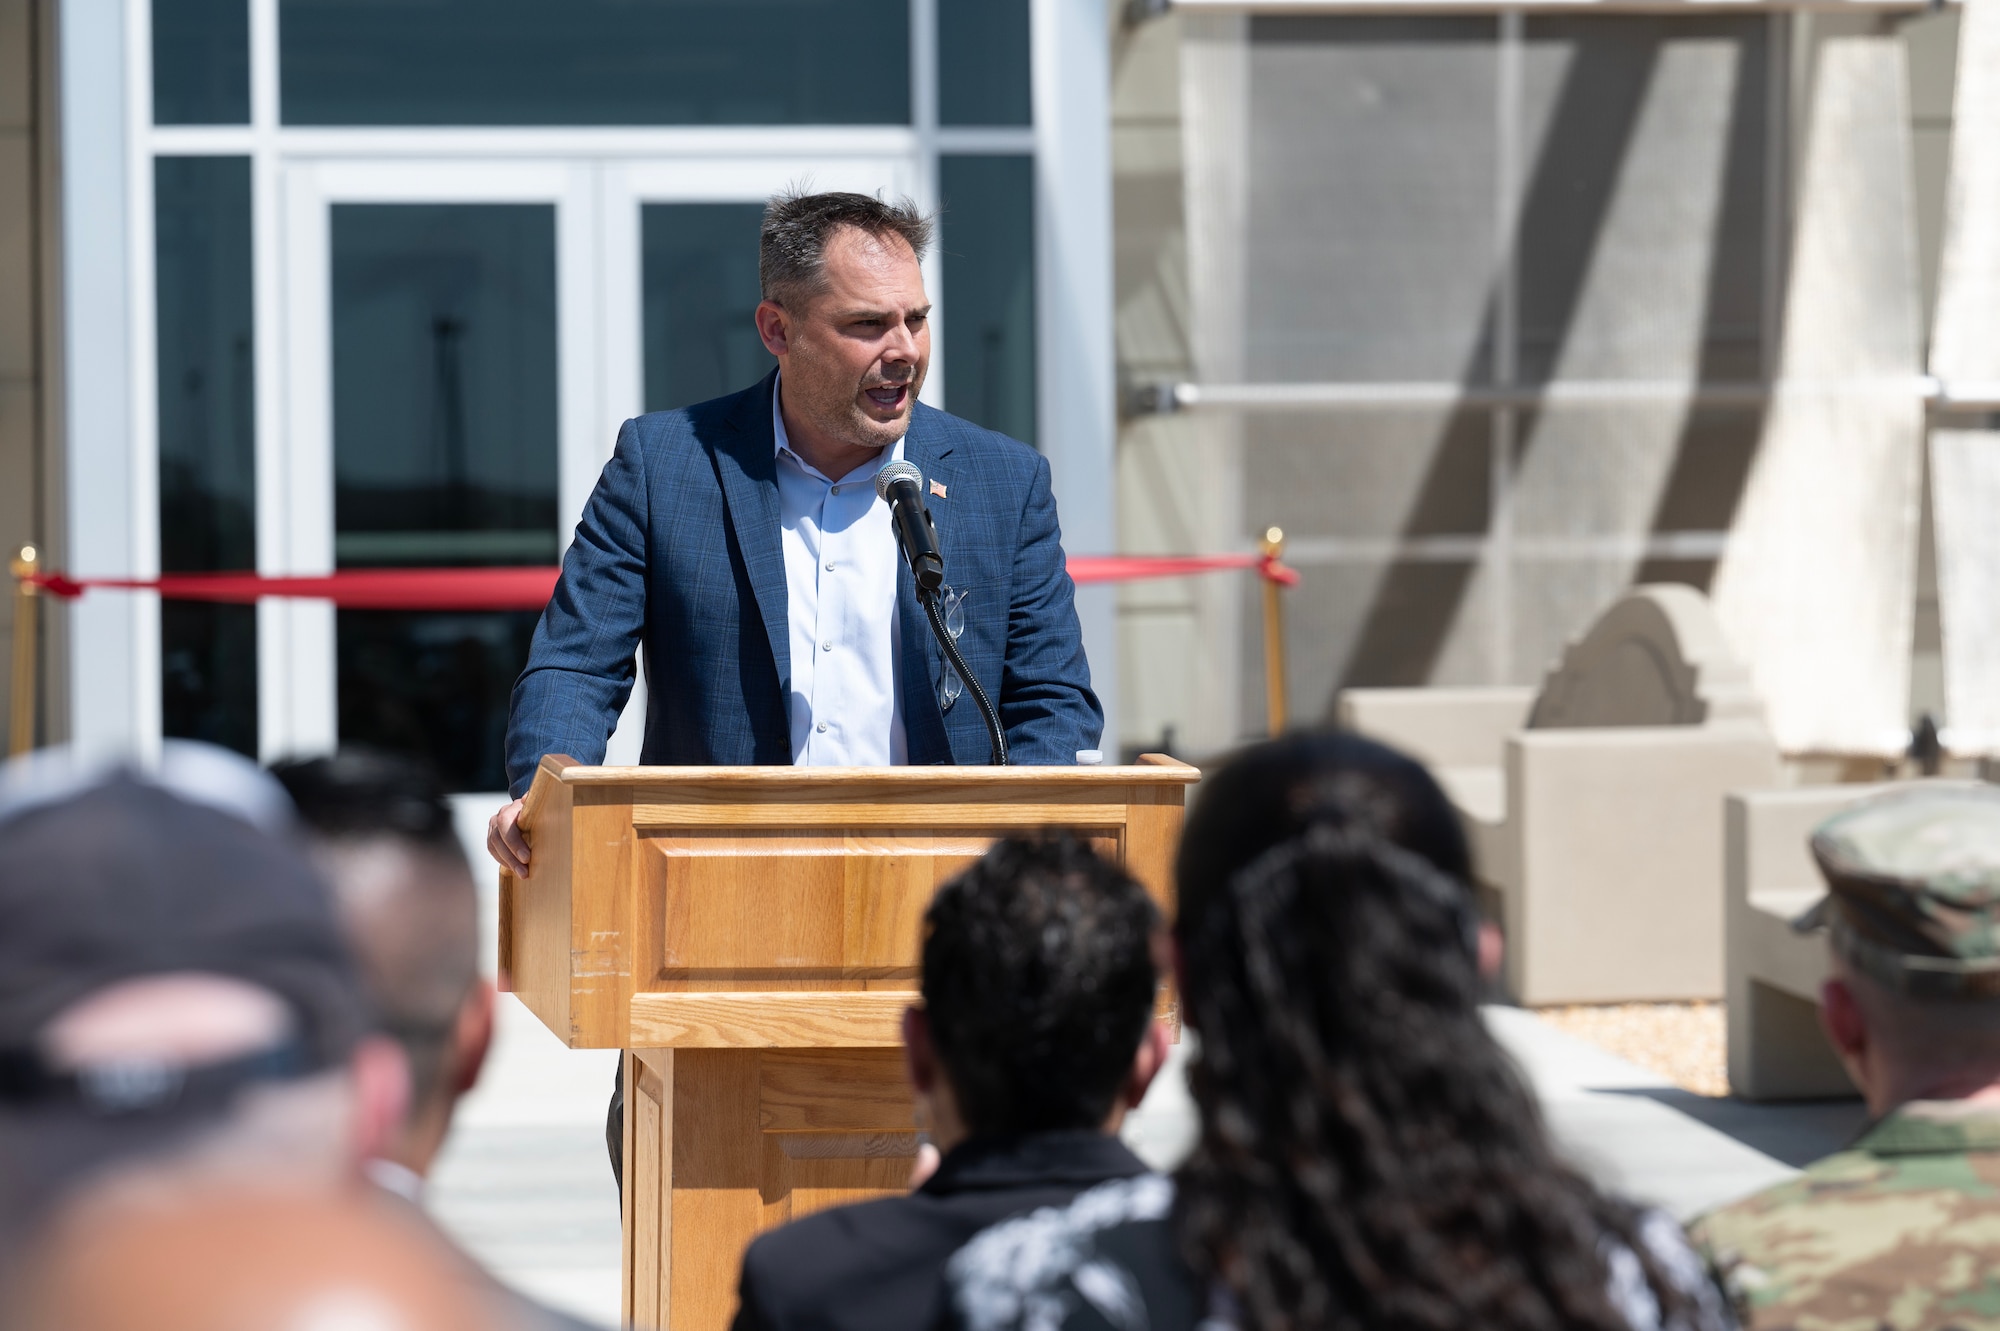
[507,758,1199,1330]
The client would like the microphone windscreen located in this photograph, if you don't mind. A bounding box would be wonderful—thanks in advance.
[875,459,924,501]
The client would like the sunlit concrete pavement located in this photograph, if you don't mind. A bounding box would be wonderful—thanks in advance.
[431,803,1865,1325]
[423,991,1865,1326]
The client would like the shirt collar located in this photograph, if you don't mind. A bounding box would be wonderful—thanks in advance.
[918,1130,1153,1197]
[772,368,793,462]
[1857,1098,2000,1156]
[365,1157,427,1202]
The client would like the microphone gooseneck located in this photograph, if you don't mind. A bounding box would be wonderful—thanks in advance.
[877,460,1009,766]
[924,589,1008,767]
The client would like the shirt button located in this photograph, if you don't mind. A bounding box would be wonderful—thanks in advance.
[821,640,833,651]
[830,484,841,494]
[816,721,828,733]
[825,562,835,572]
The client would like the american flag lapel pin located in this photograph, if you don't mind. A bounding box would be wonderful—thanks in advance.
[930,479,948,500]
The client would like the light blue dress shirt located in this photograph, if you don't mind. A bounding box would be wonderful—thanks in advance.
[773,376,909,766]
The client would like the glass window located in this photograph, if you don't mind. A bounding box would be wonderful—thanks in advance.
[939,0,1030,127]
[331,203,559,791]
[279,0,910,126]
[155,155,257,756]
[642,203,771,412]
[153,0,251,125]
[940,155,1036,446]
[337,610,542,793]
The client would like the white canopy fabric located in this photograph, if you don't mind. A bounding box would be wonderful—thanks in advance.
[1710,33,1924,756]
[1931,430,2000,749]
[1930,0,2000,388]
[1928,0,2000,751]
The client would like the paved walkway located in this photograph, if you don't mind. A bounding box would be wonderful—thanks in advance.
[434,802,1866,1325]
[424,990,1866,1326]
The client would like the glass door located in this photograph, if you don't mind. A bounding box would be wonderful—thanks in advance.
[597,156,922,426]
[273,160,599,788]
[273,153,913,790]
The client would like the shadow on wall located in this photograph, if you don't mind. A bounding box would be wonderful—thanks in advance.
[1330,16,1767,702]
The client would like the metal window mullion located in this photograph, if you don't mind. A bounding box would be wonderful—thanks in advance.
[914,0,945,408]
[1492,8,1523,684]
[125,0,164,758]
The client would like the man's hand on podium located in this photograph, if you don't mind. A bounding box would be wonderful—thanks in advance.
[487,797,531,878]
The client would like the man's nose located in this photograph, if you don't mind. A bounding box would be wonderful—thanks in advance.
[882,318,919,365]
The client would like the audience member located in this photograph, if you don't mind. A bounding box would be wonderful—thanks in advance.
[732,833,1172,1331]
[13,1185,516,1331]
[947,730,1733,1331]
[1689,782,2000,1330]
[271,751,493,1197]
[273,749,605,1331]
[0,747,405,1266]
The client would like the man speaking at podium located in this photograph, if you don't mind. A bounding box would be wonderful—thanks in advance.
[488,188,1103,880]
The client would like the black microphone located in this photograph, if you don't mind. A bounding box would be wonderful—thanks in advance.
[875,461,944,593]
[875,460,1008,766]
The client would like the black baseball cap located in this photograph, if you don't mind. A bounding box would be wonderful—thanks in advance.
[0,772,368,1067]
[0,747,372,1251]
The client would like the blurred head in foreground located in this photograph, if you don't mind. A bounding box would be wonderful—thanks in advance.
[1172,730,1704,1331]
[1793,781,2000,1117]
[15,1185,513,1331]
[0,744,406,1258]
[272,750,490,1183]
[907,833,1168,1154]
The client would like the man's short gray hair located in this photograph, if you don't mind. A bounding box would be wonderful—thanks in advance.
[760,189,933,309]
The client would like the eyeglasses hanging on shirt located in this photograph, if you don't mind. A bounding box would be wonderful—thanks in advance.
[939,586,968,712]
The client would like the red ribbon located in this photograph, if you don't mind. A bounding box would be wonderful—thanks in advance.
[25,552,1297,610]
[1068,553,1300,588]
[26,568,563,611]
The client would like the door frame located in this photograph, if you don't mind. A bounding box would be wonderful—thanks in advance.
[263,150,923,769]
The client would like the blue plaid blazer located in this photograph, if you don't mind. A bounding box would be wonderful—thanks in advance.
[504,371,1103,795]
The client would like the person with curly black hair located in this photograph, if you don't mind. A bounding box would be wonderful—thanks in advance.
[947,731,1734,1331]
[731,832,1172,1331]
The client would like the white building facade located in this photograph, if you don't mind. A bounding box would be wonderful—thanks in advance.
[5,0,1117,789]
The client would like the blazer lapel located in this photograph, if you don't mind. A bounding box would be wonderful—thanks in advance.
[897,409,960,764]
[712,370,792,692]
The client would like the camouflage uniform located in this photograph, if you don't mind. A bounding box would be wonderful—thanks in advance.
[1689,782,2000,1331]
[1691,1099,2000,1330]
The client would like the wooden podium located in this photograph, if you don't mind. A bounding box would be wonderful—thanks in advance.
[500,754,1200,1331]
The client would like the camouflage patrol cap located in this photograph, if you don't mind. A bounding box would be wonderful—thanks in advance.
[1792,782,2000,999]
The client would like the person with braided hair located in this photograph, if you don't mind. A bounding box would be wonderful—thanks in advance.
[946,730,1734,1331]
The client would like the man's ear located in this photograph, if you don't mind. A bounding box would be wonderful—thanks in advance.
[754,299,791,357]
[347,1035,412,1167]
[902,1005,937,1096]
[1121,1020,1173,1112]
[450,980,497,1099]
[1476,920,1505,984]
[1820,974,1874,1098]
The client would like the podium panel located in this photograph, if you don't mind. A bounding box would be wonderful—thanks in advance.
[502,757,1199,1330]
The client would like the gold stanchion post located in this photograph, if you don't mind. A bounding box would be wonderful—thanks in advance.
[1260,526,1289,735]
[9,544,38,757]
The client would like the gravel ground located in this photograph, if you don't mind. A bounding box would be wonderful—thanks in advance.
[1531,1002,1729,1097]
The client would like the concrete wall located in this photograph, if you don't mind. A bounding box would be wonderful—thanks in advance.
[1900,4,1959,726]
[1112,10,1249,759]
[1109,6,1964,760]
[0,0,52,753]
